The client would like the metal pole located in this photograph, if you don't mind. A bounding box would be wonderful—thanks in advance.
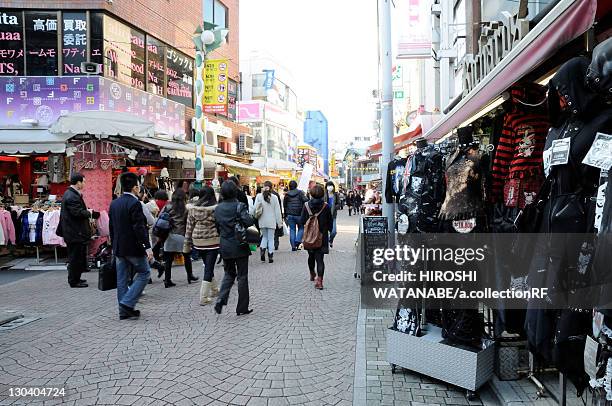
[379,0,395,243]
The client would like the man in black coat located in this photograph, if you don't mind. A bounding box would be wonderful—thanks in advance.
[283,180,308,251]
[57,173,99,288]
[109,172,152,320]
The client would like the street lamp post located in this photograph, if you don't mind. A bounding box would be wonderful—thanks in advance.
[192,23,228,189]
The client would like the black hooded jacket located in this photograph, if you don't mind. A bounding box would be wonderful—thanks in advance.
[543,56,612,230]
[283,189,308,217]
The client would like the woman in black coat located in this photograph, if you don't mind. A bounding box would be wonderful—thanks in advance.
[300,184,333,290]
[214,181,255,315]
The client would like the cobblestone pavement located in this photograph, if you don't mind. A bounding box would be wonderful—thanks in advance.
[0,212,362,406]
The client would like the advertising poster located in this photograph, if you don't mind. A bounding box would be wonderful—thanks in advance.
[203,59,228,114]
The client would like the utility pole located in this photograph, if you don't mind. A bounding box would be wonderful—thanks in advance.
[378,0,395,242]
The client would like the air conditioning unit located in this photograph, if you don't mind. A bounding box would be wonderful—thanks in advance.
[238,133,254,152]
[230,142,237,155]
[205,130,217,148]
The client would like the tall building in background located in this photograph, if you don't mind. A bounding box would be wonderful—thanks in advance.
[238,51,303,170]
[303,111,329,175]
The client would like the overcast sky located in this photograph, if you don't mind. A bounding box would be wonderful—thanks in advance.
[239,0,380,148]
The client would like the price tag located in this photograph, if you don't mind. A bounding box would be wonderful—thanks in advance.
[583,132,612,170]
[550,138,571,167]
[543,148,552,177]
[397,214,409,235]
[584,335,600,380]
[452,218,476,233]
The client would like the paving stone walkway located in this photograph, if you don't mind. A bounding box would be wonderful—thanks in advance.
[0,213,361,406]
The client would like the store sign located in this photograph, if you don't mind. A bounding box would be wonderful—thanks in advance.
[73,157,125,172]
[147,36,165,96]
[0,11,24,75]
[62,12,87,75]
[103,15,146,90]
[237,101,263,122]
[227,79,237,120]
[207,120,232,138]
[0,76,98,125]
[98,77,185,138]
[25,11,59,76]
[203,59,228,114]
[462,11,529,94]
[166,46,194,107]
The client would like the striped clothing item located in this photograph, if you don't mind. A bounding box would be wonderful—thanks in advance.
[491,112,550,200]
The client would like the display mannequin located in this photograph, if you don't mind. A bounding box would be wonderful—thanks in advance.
[525,56,612,396]
[438,126,486,232]
[396,137,445,233]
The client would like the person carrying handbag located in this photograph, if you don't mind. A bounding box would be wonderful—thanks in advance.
[214,181,255,316]
[254,181,283,263]
[160,189,198,287]
[184,186,220,305]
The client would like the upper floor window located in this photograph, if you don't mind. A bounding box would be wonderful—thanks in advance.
[204,0,227,29]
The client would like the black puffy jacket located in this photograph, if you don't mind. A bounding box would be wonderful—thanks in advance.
[283,189,308,217]
[214,199,255,259]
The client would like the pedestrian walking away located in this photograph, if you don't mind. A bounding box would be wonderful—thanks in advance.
[56,173,100,288]
[300,184,333,290]
[184,186,220,305]
[109,173,152,320]
[161,189,198,287]
[214,181,255,315]
[323,181,340,248]
[150,189,169,261]
[254,180,283,263]
[272,185,283,251]
[283,180,308,251]
[346,191,355,216]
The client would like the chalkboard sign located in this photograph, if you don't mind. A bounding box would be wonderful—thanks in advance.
[363,216,388,234]
[360,216,389,282]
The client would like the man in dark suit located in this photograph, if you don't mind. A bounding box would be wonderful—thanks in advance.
[109,172,152,320]
[57,173,99,288]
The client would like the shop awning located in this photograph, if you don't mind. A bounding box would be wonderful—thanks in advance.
[139,137,195,161]
[424,0,597,141]
[0,129,72,154]
[367,125,422,156]
[50,110,155,138]
[203,153,261,176]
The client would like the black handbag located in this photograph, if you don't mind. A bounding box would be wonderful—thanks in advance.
[234,203,261,245]
[98,258,117,291]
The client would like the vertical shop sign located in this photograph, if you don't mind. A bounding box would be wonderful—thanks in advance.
[25,11,58,76]
[62,12,87,75]
[166,46,194,107]
[0,11,24,75]
[89,13,103,72]
[203,58,228,114]
[130,28,145,90]
[147,36,165,96]
[227,79,237,120]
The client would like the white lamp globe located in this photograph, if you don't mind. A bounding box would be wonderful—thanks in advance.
[201,30,215,45]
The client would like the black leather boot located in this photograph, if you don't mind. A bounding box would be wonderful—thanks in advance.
[260,248,266,262]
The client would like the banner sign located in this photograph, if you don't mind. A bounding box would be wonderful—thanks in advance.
[263,69,275,90]
[298,163,314,192]
[203,59,228,115]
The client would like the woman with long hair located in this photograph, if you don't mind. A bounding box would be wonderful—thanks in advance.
[160,189,198,287]
[214,181,255,315]
[300,184,333,289]
[254,180,283,263]
[184,186,220,305]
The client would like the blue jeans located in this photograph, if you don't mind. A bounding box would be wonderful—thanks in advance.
[116,256,151,311]
[197,248,219,282]
[260,227,275,254]
[286,215,304,249]
[330,217,337,244]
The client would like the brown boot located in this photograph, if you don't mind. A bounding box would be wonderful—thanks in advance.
[314,276,323,290]
[309,270,316,281]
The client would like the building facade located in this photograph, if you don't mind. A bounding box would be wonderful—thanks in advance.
[303,110,329,175]
[0,0,250,148]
